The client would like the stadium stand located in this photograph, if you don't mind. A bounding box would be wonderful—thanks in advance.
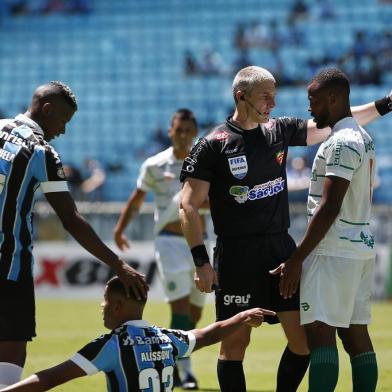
[0,0,391,201]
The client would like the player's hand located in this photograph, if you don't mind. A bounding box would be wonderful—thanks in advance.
[194,263,217,293]
[241,308,276,327]
[269,258,302,299]
[115,260,149,300]
[114,230,130,251]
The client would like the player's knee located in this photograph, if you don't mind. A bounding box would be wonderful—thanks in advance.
[337,328,373,357]
[220,334,250,359]
[305,321,336,349]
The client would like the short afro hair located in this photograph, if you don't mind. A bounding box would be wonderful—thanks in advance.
[311,67,350,95]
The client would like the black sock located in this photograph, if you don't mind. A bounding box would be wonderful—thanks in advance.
[276,346,310,392]
[217,359,246,392]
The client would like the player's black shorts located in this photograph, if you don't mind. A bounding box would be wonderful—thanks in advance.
[214,231,298,324]
[0,278,36,341]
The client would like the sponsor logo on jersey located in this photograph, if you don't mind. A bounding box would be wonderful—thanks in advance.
[184,138,208,173]
[229,185,249,204]
[364,140,375,153]
[228,155,248,179]
[334,138,343,165]
[215,131,229,140]
[224,147,238,154]
[223,294,251,306]
[275,150,284,165]
[360,231,375,249]
[301,302,310,311]
[122,334,171,346]
[229,177,285,203]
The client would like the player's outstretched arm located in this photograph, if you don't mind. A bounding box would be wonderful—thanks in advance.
[45,191,148,300]
[192,308,276,351]
[113,188,147,250]
[0,360,86,391]
[307,90,392,145]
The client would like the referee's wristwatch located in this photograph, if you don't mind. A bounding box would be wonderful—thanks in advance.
[191,244,210,267]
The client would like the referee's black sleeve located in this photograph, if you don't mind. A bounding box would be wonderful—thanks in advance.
[279,117,308,147]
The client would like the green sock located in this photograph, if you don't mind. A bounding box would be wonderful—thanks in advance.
[309,346,339,392]
[351,352,378,392]
[170,314,193,331]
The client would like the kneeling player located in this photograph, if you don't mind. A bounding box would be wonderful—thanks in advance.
[0,277,275,392]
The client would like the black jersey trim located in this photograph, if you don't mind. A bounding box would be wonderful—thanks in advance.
[118,326,138,391]
[18,178,38,279]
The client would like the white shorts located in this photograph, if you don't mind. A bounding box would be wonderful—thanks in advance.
[300,254,374,328]
[155,235,206,307]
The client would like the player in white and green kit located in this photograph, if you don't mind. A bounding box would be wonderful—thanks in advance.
[269,68,392,392]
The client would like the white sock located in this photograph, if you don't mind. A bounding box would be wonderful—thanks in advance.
[177,357,193,380]
[0,362,23,386]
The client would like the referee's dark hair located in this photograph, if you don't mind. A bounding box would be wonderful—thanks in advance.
[171,108,197,129]
[311,67,350,97]
[106,276,147,304]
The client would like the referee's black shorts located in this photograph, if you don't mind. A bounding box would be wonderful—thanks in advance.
[0,278,36,341]
[214,231,298,324]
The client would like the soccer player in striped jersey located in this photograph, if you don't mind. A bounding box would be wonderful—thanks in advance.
[0,82,148,388]
[0,276,275,392]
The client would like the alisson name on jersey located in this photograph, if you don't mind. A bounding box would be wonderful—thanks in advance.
[141,350,171,362]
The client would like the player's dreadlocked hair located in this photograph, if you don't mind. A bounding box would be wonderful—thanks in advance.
[48,81,78,110]
[171,108,198,128]
[311,68,350,96]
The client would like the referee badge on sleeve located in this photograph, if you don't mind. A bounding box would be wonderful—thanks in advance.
[228,155,248,179]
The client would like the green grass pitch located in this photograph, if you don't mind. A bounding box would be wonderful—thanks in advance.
[25,300,392,391]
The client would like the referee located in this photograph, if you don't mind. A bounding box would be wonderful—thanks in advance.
[0,82,147,388]
[179,66,389,392]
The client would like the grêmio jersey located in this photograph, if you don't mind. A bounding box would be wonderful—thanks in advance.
[71,320,196,392]
[180,116,307,237]
[0,114,68,282]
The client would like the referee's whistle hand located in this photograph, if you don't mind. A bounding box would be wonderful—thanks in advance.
[194,263,217,293]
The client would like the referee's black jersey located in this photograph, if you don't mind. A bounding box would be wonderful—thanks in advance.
[180,116,307,237]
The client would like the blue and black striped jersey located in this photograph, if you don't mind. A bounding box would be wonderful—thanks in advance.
[0,114,68,282]
[71,320,196,392]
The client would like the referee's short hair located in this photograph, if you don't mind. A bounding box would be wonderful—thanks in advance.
[311,67,350,96]
[106,276,147,304]
[232,66,275,103]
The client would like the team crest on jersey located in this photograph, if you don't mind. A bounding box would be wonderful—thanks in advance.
[275,150,284,165]
[215,131,229,140]
[228,155,248,179]
[57,167,65,179]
